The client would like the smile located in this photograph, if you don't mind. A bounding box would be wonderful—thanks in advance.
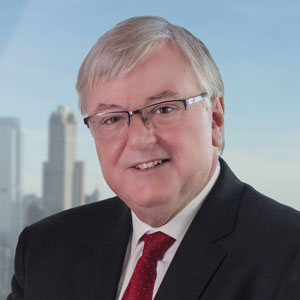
[134,159,168,170]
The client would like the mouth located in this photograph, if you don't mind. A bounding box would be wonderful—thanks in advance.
[132,159,170,170]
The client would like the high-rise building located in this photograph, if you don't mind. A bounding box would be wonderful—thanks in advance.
[43,107,85,216]
[0,118,22,297]
[0,118,22,236]
[85,188,102,204]
[23,194,44,226]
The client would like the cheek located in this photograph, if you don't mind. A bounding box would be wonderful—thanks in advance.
[96,142,122,192]
[191,112,213,146]
[182,113,212,146]
[95,139,122,172]
[177,120,214,168]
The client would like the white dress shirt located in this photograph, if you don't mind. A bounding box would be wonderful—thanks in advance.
[116,162,220,300]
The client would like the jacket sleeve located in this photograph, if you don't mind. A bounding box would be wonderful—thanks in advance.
[7,227,28,300]
[276,248,300,299]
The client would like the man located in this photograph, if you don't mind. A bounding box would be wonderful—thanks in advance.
[8,16,300,300]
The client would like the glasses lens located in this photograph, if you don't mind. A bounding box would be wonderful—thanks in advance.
[143,100,185,128]
[89,112,128,138]
[87,101,186,139]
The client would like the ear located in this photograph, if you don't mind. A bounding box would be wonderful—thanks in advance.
[211,96,224,148]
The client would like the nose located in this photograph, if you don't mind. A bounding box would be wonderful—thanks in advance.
[128,109,148,125]
[126,113,157,149]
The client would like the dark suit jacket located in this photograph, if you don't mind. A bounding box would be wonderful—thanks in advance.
[8,160,300,300]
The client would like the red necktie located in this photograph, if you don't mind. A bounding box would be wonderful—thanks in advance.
[121,231,175,300]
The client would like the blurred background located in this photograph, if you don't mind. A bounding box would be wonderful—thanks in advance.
[0,0,299,298]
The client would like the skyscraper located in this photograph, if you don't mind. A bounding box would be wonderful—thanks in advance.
[0,118,22,297]
[0,118,22,235]
[43,107,85,216]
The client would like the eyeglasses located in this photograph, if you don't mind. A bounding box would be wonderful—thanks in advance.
[84,93,208,140]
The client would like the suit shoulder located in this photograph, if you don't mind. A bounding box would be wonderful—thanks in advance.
[26,196,129,241]
[241,183,300,235]
[17,197,131,266]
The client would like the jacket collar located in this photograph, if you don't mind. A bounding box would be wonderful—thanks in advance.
[154,158,244,300]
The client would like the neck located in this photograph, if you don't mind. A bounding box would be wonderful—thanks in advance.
[132,157,219,227]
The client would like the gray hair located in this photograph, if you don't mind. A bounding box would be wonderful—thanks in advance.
[76,16,225,153]
[76,16,224,113]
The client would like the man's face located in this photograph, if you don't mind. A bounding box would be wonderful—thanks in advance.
[85,42,224,226]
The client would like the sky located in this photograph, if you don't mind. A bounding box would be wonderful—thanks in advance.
[0,0,299,209]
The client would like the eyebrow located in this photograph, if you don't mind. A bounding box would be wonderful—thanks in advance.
[93,103,123,114]
[148,90,181,101]
[92,90,181,115]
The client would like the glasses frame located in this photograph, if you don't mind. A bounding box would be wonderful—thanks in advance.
[83,92,208,129]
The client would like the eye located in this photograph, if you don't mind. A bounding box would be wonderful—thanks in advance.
[102,115,124,124]
[92,113,127,127]
[154,106,175,114]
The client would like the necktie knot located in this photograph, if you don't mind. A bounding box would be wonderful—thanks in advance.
[142,231,175,261]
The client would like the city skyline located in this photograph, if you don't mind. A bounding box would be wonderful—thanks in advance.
[0,117,23,299]
[0,108,90,298]
[0,118,23,235]
[43,106,85,216]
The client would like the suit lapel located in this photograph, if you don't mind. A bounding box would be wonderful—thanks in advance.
[154,235,226,300]
[72,200,132,300]
[155,159,244,300]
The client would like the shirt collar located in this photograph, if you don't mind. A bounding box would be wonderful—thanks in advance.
[130,162,220,254]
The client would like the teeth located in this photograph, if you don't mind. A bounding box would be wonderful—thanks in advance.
[135,160,163,170]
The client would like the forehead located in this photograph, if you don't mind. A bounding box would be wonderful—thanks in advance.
[85,42,200,114]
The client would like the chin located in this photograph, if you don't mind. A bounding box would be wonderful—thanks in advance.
[120,185,175,210]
